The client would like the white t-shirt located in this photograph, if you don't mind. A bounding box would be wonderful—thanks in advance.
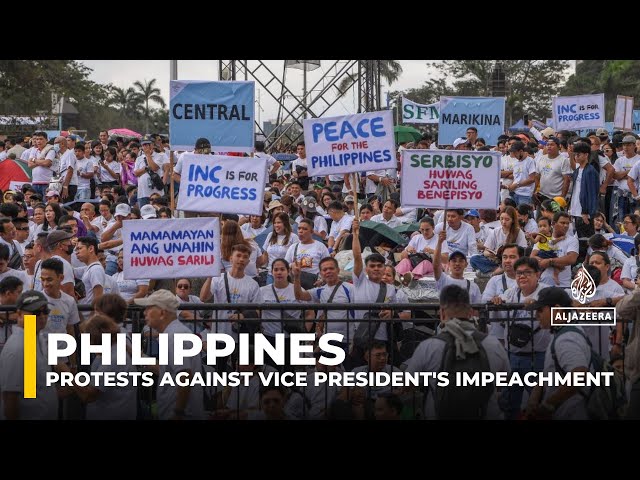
[240,223,266,240]
[42,291,80,335]
[435,272,482,304]
[112,271,149,302]
[621,255,639,282]
[86,344,137,420]
[434,221,478,257]
[512,157,536,196]
[588,279,625,356]
[59,149,78,186]
[296,215,328,236]
[0,268,29,288]
[221,241,260,278]
[536,154,572,198]
[535,235,579,288]
[523,218,538,234]
[406,233,449,255]
[365,168,396,194]
[99,160,121,183]
[370,214,403,229]
[209,273,263,336]
[499,283,551,353]
[542,327,591,420]
[481,273,518,339]
[308,281,355,339]
[627,159,640,192]
[284,241,330,276]
[259,283,302,337]
[500,154,517,198]
[0,327,58,419]
[156,320,205,420]
[75,157,94,189]
[483,227,527,252]
[405,327,510,419]
[569,167,584,217]
[613,154,640,192]
[328,214,353,241]
[352,270,397,340]
[32,256,74,291]
[30,147,57,184]
[135,152,167,198]
[262,233,299,270]
[255,152,277,182]
[78,261,106,305]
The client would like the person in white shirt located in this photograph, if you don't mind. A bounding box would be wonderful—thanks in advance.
[535,137,572,202]
[292,142,310,190]
[434,209,478,258]
[370,199,403,228]
[259,212,299,283]
[531,212,579,288]
[39,258,80,336]
[326,200,353,253]
[396,217,448,279]
[285,218,329,280]
[506,141,537,206]
[55,136,78,202]
[240,215,266,240]
[97,146,121,187]
[405,284,510,419]
[135,290,205,420]
[134,136,166,207]
[74,236,105,306]
[74,143,94,201]
[255,141,281,184]
[296,196,328,240]
[433,230,482,304]
[612,135,640,222]
[112,250,149,303]
[26,131,57,199]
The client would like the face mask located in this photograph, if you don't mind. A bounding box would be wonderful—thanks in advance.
[53,144,60,153]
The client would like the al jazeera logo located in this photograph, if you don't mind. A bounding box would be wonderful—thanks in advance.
[551,266,616,327]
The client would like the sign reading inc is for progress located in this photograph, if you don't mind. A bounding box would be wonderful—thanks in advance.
[438,96,505,146]
[123,218,221,280]
[169,80,254,152]
[303,110,395,177]
[176,154,266,216]
[552,94,604,131]
[400,149,501,210]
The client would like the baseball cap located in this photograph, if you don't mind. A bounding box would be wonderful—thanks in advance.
[452,137,467,148]
[54,136,66,144]
[46,229,74,248]
[195,137,211,149]
[465,209,480,218]
[622,135,637,144]
[526,286,572,310]
[596,128,608,137]
[140,204,157,219]
[301,196,317,213]
[46,190,60,198]
[134,289,179,313]
[540,127,555,138]
[552,196,567,209]
[16,290,49,313]
[140,136,153,145]
[114,203,131,217]
[344,195,355,203]
[449,250,467,261]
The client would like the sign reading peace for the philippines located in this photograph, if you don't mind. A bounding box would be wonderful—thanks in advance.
[552,93,604,131]
[400,149,501,210]
[438,96,505,146]
[402,97,440,124]
[169,80,255,152]
[123,218,221,280]
[303,110,395,177]
[176,154,266,215]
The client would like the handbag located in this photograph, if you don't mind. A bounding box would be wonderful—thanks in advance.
[294,243,318,289]
[145,157,165,191]
[408,252,432,269]
[353,282,387,349]
[507,290,540,348]
[271,284,305,334]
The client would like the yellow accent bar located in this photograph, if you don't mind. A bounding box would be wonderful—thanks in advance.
[24,315,36,398]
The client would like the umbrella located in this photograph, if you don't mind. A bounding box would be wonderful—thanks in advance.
[393,223,420,235]
[394,125,423,144]
[108,128,141,138]
[0,158,31,191]
[354,220,408,249]
[273,153,297,162]
[609,234,635,256]
[254,227,273,249]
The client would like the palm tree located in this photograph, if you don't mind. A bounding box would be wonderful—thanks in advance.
[337,60,403,101]
[134,78,166,132]
[107,86,142,116]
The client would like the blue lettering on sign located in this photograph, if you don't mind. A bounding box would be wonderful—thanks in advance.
[557,104,577,115]
[187,164,222,183]
[312,117,387,143]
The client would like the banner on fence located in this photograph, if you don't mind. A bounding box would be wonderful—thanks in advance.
[169,80,254,152]
[123,217,221,280]
[400,149,501,210]
[303,110,395,177]
[176,154,266,215]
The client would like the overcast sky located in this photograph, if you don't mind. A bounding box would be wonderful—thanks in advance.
[79,60,435,125]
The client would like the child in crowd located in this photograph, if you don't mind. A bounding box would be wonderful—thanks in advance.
[532,217,564,285]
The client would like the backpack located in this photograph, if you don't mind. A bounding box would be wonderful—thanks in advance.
[433,328,494,419]
[551,326,626,420]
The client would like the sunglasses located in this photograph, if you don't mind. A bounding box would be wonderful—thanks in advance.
[177,284,190,289]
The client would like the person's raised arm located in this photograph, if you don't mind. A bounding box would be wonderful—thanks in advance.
[433,230,446,281]
[291,261,312,301]
[352,215,363,278]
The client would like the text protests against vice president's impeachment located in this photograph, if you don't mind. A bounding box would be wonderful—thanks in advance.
[400,149,501,210]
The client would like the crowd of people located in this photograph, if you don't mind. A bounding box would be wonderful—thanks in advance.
[0,122,639,421]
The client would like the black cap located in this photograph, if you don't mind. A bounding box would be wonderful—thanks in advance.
[526,287,572,310]
[449,250,467,261]
[16,290,49,312]
[195,137,211,149]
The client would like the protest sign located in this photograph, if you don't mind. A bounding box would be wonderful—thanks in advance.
[552,94,604,131]
[400,149,501,209]
[9,181,28,192]
[438,96,505,146]
[169,80,254,152]
[122,217,221,280]
[303,110,395,177]
[402,97,439,124]
[614,95,633,131]
[176,154,266,215]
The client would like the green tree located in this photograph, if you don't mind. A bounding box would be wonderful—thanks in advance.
[133,79,166,132]
[106,86,143,117]
[337,60,403,99]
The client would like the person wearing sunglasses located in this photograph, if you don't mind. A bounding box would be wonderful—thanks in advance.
[174,278,204,332]
[0,290,62,419]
